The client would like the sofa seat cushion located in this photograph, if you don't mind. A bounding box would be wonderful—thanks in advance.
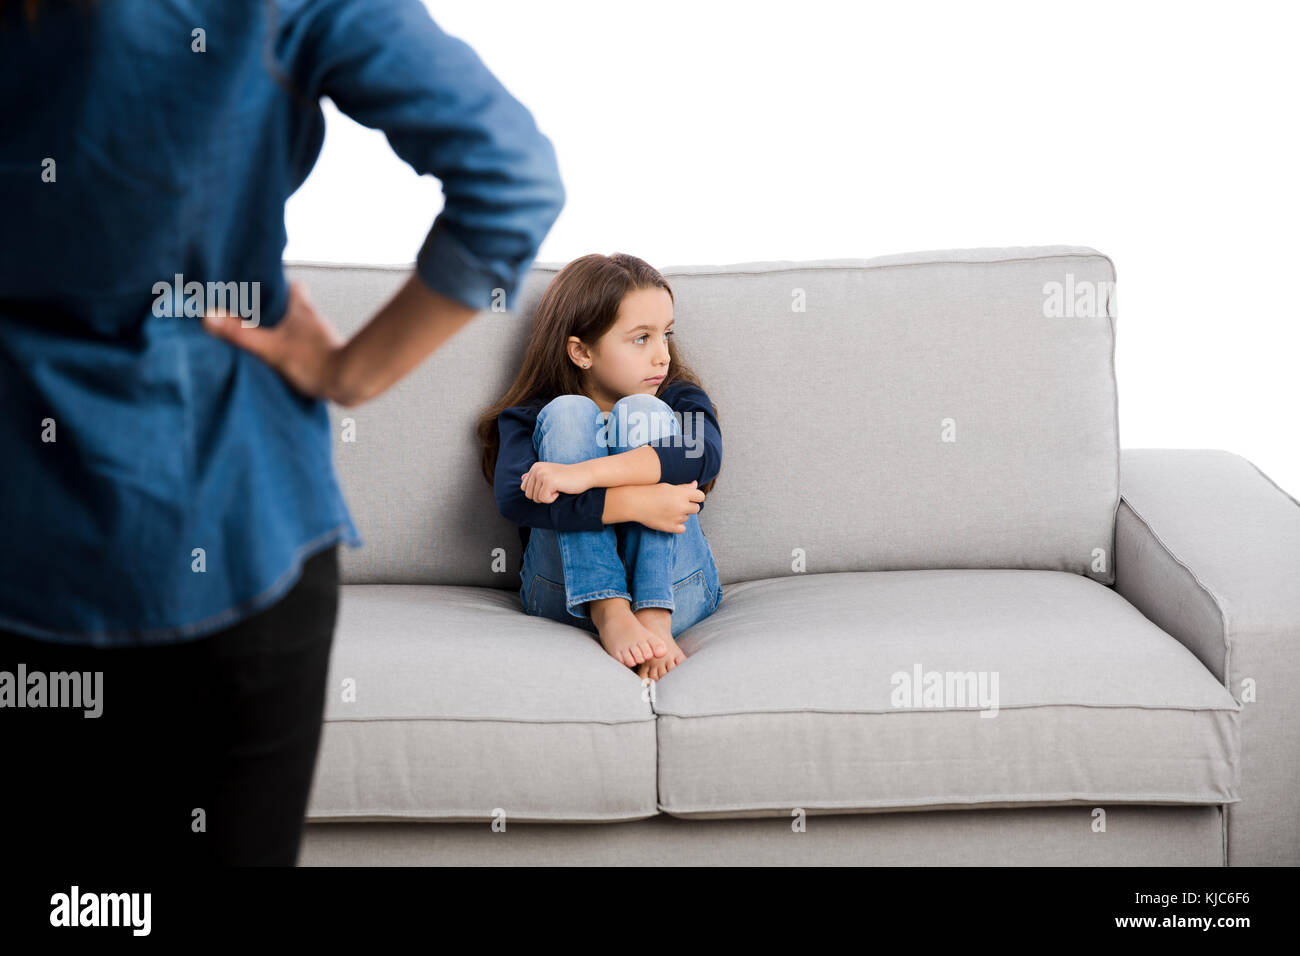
[305,585,657,823]
[651,569,1241,819]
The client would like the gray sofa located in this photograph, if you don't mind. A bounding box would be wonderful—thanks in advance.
[288,245,1298,866]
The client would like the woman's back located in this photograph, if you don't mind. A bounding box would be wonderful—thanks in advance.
[0,0,564,645]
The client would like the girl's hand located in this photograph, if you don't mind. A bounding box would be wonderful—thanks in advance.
[638,481,705,533]
[521,461,592,503]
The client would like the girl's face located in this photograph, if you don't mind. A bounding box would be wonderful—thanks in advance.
[570,286,674,413]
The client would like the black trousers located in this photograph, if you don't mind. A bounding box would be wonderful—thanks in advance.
[0,543,339,867]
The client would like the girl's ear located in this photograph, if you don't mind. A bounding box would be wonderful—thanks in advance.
[569,335,590,366]
[566,335,592,369]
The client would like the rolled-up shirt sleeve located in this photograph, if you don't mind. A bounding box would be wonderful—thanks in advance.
[300,0,566,312]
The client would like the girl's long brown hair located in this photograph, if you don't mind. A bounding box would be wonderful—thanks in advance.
[477,253,719,497]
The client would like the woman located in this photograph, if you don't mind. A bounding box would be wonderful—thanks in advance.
[0,0,564,866]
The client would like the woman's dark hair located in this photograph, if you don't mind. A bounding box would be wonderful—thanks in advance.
[477,253,719,497]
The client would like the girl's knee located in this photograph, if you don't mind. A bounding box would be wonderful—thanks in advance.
[535,394,606,457]
[611,393,671,416]
[539,393,602,422]
[608,393,677,449]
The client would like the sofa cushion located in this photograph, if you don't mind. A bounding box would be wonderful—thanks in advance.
[651,569,1241,818]
[305,585,658,823]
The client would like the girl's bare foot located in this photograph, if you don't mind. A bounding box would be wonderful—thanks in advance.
[634,607,687,681]
[588,597,666,667]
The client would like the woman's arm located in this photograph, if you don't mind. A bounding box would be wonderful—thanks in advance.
[206,1,565,406]
[327,273,479,407]
[204,273,479,408]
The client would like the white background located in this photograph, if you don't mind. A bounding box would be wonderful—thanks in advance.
[286,0,1300,498]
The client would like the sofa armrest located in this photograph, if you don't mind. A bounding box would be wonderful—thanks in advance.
[1114,448,1300,866]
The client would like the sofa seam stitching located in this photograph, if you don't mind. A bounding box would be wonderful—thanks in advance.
[550,252,1113,280]
[649,700,1240,719]
[287,251,1110,281]
[656,794,1240,814]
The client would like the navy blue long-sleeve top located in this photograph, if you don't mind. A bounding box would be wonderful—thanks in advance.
[495,381,723,553]
[0,0,565,646]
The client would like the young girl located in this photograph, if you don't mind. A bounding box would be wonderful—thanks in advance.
[478,253,723,681]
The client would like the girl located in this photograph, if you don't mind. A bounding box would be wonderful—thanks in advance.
[478,253,723,681]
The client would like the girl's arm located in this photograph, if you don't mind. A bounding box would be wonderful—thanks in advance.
[600,485,642,525]
[603,483,704,534]
[585,385,722,490]
[580,445,661,490]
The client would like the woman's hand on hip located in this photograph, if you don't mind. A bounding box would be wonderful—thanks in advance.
[203,280,346,402]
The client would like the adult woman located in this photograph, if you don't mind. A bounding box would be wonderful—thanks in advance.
[0,0,564,865]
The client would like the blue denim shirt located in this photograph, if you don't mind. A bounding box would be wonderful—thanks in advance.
[0,0,566,646]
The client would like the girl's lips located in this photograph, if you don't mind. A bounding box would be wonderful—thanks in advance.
[645,376,664,382]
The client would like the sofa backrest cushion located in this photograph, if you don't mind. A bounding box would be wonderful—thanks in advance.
[289,244,1119,588]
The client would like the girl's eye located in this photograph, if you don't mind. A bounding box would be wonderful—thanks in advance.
[635,331,675,344]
